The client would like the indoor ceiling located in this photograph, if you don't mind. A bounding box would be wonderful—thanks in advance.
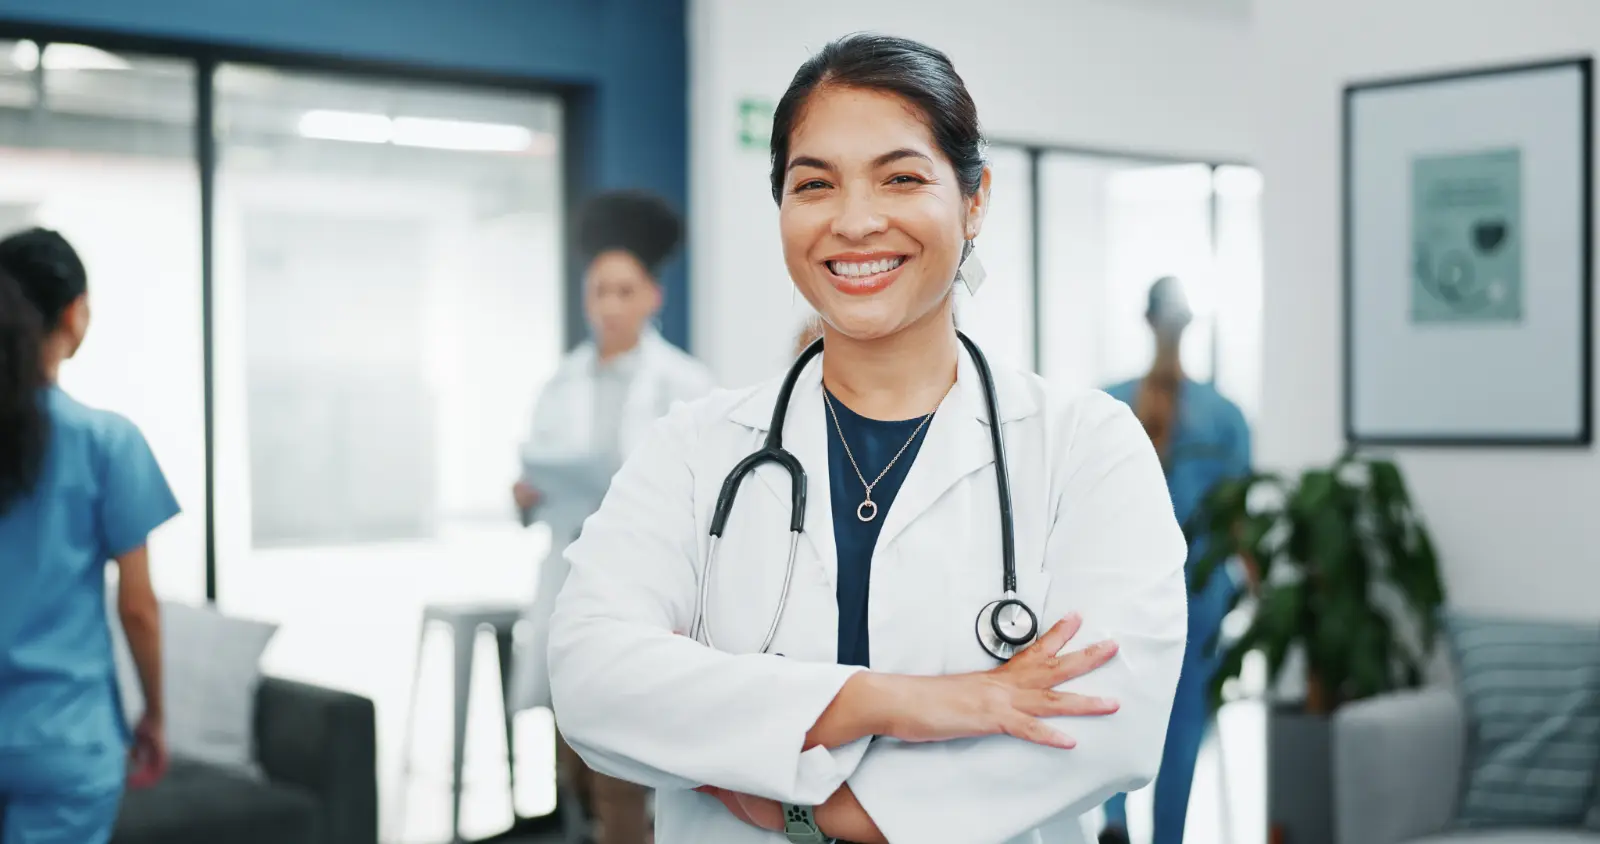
[1089,0,1251,22]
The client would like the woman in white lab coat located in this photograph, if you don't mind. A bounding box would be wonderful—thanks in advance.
[548,34,1188,844]
[510,190,715,843]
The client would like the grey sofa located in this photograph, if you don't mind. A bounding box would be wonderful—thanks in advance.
[1333,687,1600,844]
[112,676,378,844]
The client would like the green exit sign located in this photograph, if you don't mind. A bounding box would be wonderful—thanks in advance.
[738,97,775,150]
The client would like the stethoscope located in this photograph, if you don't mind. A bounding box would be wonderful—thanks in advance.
[689,330,1040,663]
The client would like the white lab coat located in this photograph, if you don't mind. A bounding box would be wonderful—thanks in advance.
[548,351,1188,844]
[510,328,716,713]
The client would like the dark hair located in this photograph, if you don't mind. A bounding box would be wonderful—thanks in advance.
[769,33,987,205]
[0,228,86,514]
[575,190,684,278]
[1145,275,1192,322]
[0,228,87,330]
[0,266,47,514]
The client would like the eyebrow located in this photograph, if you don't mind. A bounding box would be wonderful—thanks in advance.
[786,148,936,174]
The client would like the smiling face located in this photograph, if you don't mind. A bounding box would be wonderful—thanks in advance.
[778,86,989,342]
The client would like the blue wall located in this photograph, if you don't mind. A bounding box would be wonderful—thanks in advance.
[0,0,692,348]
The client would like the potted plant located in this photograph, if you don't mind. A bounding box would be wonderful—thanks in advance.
[1188,452,1446,844]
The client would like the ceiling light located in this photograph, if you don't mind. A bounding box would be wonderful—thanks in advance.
[295,110,554,155]
[10,40,39,72]
[298,110,393,144]
[391,117,533,152]
[42,43,131,71]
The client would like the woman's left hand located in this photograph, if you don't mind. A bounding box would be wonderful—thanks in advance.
[694,785,784,832]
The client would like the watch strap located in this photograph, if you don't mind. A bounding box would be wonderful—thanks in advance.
[781,803,832,843]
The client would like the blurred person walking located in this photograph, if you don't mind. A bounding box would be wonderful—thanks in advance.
[0,228,176,842]
[508,192,715,844]
[1098,276,1253,844]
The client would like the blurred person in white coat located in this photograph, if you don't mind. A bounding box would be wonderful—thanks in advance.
[546,33,1187,844]
[510,190,715,844]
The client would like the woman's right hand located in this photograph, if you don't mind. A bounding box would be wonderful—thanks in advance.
[126,711,169,789]
[512,481,542,511]
[885,613,1120,749]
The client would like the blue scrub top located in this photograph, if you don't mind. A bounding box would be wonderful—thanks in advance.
[1104,378,1251,557]
[1105,377,1250,652]
[0,386,180,758]
[825,390,931,669]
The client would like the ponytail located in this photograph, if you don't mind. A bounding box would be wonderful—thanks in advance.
[0,265,46,514]
[0,227,81,514]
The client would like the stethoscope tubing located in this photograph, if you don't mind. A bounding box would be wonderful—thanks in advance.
[693,330,1024,657]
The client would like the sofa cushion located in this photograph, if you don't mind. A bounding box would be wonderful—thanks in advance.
[112,757,317,844]
[160,602,279,776]
[1444,614,1600,829]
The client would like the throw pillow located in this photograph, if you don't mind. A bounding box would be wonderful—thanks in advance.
[1444,613,1600,828]
[159,601,279,776]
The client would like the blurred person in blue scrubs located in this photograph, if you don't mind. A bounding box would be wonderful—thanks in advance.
[1098,276,1252,844]
[0,229,176,842]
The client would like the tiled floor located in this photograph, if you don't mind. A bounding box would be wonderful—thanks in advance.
[219,521,1270,844]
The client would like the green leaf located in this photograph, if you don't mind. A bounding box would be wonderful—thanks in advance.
[1255,582,1304,681]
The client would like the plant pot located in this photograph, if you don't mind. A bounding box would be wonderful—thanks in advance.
[1266,704,1334,844]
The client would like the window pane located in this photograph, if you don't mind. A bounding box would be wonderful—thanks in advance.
[0,40,205,603]
[1039,155,1216,392]
[1213,164,1264,423]
[211,64,564,840]
[955,145,1035,371]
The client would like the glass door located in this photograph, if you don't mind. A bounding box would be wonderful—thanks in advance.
[210,63,566,841]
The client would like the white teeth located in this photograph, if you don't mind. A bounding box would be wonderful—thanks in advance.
[829,256,905,278]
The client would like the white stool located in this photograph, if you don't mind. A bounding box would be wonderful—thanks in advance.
[398,602,522,844]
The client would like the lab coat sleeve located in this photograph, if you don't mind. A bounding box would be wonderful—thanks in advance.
[845,395,1189,843]
[547,402,869,804]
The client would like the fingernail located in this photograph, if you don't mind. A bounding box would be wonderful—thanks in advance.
[1096,640,1119,655]
[1061,612,1081,626]
[1097,697,1120,710]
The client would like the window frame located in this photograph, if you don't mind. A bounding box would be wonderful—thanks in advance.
[0,20,583,601]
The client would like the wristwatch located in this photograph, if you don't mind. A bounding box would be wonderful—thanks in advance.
[781,803,834,843]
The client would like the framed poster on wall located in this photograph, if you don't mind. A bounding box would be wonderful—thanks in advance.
[1343,57,1593,446]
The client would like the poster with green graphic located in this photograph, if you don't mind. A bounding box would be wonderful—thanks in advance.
[1410,147,1523,323]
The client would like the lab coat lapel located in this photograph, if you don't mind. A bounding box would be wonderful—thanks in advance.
[872,351,992,556]
[727,357,839,592]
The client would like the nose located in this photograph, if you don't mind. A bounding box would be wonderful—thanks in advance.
[829,188,887,241]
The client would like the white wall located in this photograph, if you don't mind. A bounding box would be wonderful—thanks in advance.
[1256,0,1600,619]
[689,0,1255,386]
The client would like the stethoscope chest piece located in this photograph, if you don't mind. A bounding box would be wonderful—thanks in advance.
[975,592,1039,662]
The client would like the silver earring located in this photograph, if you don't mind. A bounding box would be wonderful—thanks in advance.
[957,241,987,296]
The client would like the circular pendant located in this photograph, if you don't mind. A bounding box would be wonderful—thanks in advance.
[856,500,878,522]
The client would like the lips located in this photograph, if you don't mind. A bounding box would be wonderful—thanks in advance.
[824,254,909,296]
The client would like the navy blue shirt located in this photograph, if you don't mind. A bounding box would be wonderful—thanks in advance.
[825,389,932,668]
